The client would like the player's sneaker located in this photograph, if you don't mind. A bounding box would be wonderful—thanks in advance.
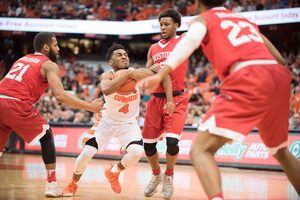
[62,181,78,197]
[105,165,121,193]
[162,174,174,198]
[45,181,60,197]
[144,173,162,197]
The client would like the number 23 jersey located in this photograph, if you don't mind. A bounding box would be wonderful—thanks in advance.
[201,7,274,80]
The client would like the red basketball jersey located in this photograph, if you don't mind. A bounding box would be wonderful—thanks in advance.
[201,7,274,80]
[149,35,189,93]
[0,53,49,104]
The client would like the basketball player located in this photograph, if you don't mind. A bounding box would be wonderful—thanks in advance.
[142,8,190,199]
[137,0,300,199]
[62,43,154,196]
[0,32,103,197]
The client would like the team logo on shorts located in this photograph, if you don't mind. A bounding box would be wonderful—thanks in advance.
[289,140,300,159]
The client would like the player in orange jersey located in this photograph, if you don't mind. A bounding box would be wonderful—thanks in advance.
[62,43,154,196]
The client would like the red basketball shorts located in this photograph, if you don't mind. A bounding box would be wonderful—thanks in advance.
[199,64,291,154]
[0,98,49,151]
[142,92,189,143]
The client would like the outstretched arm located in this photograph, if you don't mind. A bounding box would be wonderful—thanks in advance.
[42,60,103,113]
[160,16,207,78]
[137,16,207,91]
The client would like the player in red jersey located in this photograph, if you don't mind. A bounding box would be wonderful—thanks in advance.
[0,32,103,197]
[142,8,189,198]
[137,1,300,199]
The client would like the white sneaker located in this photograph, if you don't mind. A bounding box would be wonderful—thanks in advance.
[144,173,163,197]
[162,174,174,198]
[45,181,61,197]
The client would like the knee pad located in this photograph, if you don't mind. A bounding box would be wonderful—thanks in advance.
[39,129,56,164]
[144,142,157,157]
[166,137,179,156]
[85,137,98,150]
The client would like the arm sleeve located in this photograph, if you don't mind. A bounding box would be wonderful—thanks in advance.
[164,22,207,69]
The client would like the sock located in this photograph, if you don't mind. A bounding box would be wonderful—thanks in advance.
[209,192,224,200]
[47,169,57,183]
[165,168,174,176]
[152,168,161,176]
[111,164,122,173]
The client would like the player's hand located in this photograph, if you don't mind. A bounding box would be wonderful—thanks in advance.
[136,74,162,94]
[90,98,104,113]
[149,63,161,73]
[164,101,175,115]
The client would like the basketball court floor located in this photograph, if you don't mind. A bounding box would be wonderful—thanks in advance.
[0,153,298,200]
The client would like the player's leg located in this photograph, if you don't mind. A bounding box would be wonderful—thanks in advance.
[161,93,189,198]
[258,65,300,195]
[0,100,14,156]
[1,100,60,197]
[273,147,300,195]
[63,119,111,196]
[62,137,98,197]
[190,131,230,199]
[142,96,164,196]
[38,128,60,197]
[191,65,274,199]
[0,124,12,156]
[105,123,143,193]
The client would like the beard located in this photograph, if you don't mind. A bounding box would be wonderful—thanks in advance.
[48,48,58,62]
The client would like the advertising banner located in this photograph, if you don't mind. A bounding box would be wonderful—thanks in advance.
[1,8,299,35]
[25,126,300,169]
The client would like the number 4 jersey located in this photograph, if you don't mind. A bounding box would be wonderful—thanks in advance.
[0,53,49,104]
[201,7,274,80]
[102,89,140,124]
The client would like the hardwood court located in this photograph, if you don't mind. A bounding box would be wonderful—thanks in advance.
[0,153,298,200]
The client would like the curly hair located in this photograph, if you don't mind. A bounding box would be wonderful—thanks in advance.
[158,8,182,27]
[106,43,127,61]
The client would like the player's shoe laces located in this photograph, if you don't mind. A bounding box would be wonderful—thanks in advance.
[62,181,78,197]
[144,173,162,197]
[162,174,174,198]
[105,165,121,193]
[45,181,61,197]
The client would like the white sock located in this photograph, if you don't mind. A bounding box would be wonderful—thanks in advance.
[111,164,121,173]
[74,145,97,175]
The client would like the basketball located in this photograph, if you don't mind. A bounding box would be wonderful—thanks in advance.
[113,70,136,95]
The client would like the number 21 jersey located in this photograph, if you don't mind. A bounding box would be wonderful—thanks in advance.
[0,53,49,104]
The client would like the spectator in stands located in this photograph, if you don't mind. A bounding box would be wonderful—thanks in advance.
[289,113,300,129]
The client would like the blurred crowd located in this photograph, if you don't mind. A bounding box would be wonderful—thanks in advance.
[0,0,299,129]
[1,39,300,128]
[9,48,297,129]
[0,0,299,20]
